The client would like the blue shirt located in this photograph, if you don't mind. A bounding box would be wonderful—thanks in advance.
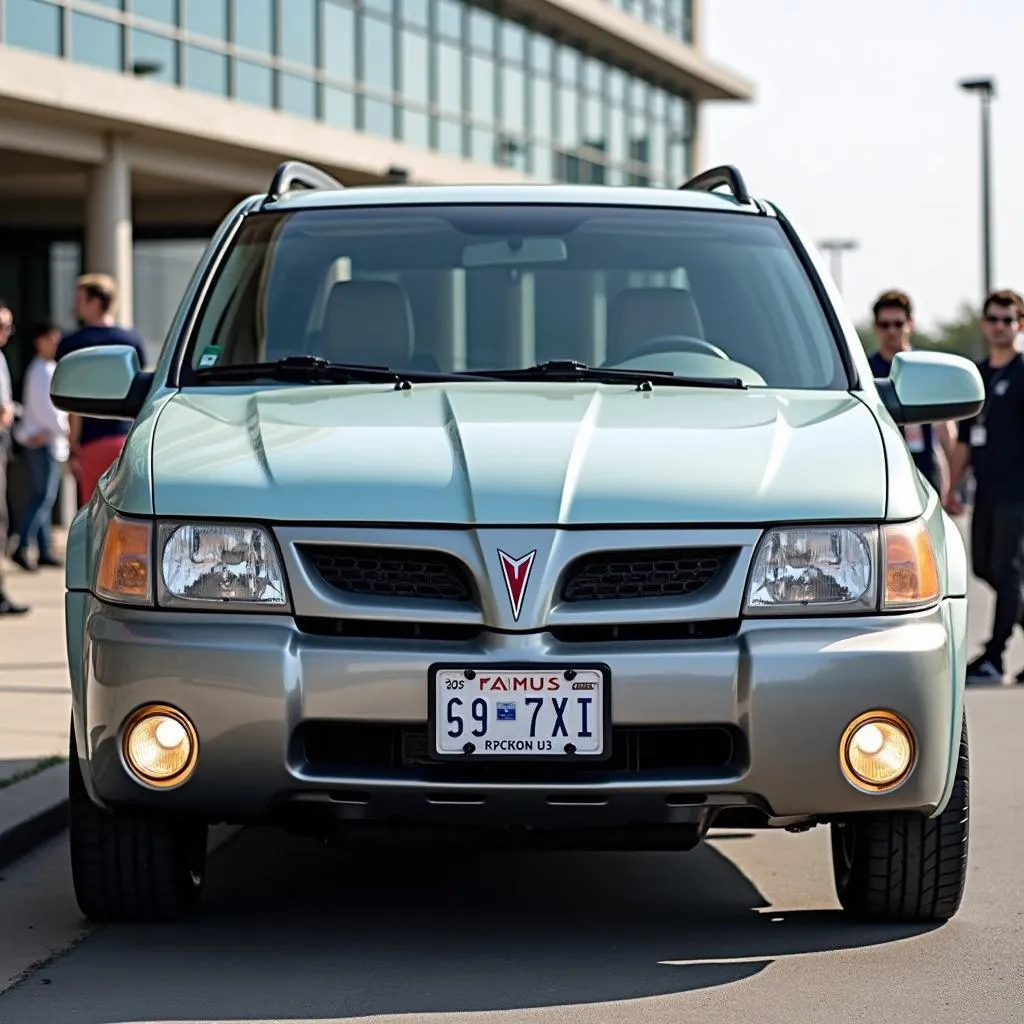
[869,350,940,490]
[56,325,147,447]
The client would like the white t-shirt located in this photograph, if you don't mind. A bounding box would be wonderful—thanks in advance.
[13,356,69,461]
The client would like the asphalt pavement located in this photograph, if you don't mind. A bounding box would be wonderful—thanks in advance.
[0,532,1021,1024]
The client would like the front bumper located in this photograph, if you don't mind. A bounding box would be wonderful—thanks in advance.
[71,592,965,830]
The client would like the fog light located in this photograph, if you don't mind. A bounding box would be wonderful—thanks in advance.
[840,711,914,791]
[122,705,198,787]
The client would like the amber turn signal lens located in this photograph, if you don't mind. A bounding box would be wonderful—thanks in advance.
[97,516,152,602]
[883,519,939,608]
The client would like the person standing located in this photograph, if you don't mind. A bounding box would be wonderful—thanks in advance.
[946,289,1024,684]
[56,274,147,507]
[0,300,30,615]
[10,321,69,571]
[868,290,957,501]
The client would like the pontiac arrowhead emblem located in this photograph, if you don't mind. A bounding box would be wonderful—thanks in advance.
[497,549,537,622]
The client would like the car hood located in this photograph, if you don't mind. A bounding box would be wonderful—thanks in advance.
[148,383,887,524]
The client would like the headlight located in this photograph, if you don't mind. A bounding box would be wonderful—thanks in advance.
[745,525,878,614]
[158,523,289,609]
[744,519,940,615]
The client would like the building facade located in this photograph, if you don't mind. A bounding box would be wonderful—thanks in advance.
[0,0,752,377]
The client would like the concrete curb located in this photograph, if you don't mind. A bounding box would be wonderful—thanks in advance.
[0,762,69,871]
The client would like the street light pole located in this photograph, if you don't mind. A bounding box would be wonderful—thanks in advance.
[959,77,995,300]
[817,239,858,294]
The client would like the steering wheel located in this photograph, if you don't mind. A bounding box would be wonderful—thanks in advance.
[612,334,731,364]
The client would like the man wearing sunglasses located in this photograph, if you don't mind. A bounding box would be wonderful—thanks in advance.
[946,289,1024,684]
[868,290,957,501]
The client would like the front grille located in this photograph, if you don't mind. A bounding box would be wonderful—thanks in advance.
[298,545,475,602]
[560,547,734,602]
[296,722,746,783]
[295,616,483,643]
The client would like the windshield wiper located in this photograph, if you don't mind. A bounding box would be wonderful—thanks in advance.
[472,359,747,390]
[192,355,495,390]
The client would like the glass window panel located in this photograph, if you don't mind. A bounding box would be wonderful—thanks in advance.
[501,65,524,132]
[323,2,355,81]
[185,45,228,95]
[403,108,429,149]
[531,75,551,141]
[559,82,578,147]
[500,19,524,64]
[131,0,176,23]
[185,0,227,41]
[71,13,122,71]
[401,30,428,98]
[324,85,355,128]
[651,115,667,182]
[468,6,493,52]
[585,93,602,142]
[232,0,271,54]
[130,29,177,82]
[470,54,493,124]
[437,40,461,114]
[280,0,315,67]
[234,59,273,107]
[471,126,495,165]
[609,105,625,163]
[364,98,394,137]
[402,0,429,28]
[529,32,551,75]
[584,56,601,95]
[557,45,577,86]
[361,16,394,94]
[364,0,393,14]
[5,0,62,56]
[630,75,648,112]
[437,0,461,39]
[281,73,316,116]
[608,66,625,106]
[497,135,526,171]
[651,86,666,125]
[531,142,553,181]
[667,94,685,132]
[439,118,462,157]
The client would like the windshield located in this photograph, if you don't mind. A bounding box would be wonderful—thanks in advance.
[180,203,847,390]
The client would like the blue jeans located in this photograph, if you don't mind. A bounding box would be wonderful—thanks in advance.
[15,446,61,560]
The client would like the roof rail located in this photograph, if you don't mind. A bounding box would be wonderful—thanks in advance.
[678,165,751,206]
[261,160,344,208]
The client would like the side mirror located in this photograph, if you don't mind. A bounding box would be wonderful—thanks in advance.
[50,345,152,420]
[875,349,984,425]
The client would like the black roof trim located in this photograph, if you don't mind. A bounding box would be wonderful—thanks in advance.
[262,160,344,208]
[678,165,752,207]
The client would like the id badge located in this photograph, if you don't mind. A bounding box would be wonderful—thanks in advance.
[904,424,926,453]
[970,423,987,447]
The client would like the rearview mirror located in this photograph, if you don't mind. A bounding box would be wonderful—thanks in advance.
[50,345,152,420]
[875,349,984,425]
[462,237,568,268]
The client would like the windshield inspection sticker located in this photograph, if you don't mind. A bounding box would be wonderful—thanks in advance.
[198,345,223,368]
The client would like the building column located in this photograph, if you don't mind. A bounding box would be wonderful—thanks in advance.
[86,134,134,326]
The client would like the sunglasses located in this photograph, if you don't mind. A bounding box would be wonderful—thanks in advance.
[875,320,907,330]
[985,315,1017,325]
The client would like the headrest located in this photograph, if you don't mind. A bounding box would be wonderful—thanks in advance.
[320,279,414,367]
[605,287,705,364]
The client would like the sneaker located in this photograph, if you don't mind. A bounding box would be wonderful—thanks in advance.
[966,657,1004,684]
[0,593,29,615]
[9,549,35,572]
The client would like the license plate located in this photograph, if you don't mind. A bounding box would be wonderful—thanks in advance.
[429,663,610,759]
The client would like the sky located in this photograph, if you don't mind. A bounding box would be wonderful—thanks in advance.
[700,0,1022,334]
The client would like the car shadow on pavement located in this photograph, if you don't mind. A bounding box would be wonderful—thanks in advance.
[0,825,941,1022]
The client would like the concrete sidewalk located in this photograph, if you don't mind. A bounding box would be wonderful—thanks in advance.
[0,527,71,776]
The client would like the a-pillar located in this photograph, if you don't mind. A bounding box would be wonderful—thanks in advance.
[86,134,133,326]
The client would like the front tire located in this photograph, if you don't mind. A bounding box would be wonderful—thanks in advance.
[831,712,969,923]
[68,725,208,923]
